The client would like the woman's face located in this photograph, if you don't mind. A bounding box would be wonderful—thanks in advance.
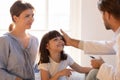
[13,9,34,30]
[46,36,65,53]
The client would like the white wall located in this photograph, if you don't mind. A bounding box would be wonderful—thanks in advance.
[66,0,82,65]
[81,0,115,67]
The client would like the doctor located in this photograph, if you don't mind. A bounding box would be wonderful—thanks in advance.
[61,0,120,80]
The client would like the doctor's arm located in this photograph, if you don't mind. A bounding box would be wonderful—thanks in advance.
[61,29,115,55]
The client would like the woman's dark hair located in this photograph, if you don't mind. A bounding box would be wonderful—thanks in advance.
[39,30,67,64]
[10,0,34,22]
[98,0,120,20]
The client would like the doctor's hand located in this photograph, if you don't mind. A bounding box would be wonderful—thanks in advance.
[91,57,104,69]
[60,29,72,46]
[60,29,80,48]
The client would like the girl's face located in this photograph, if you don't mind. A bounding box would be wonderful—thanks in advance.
[46,36,65,53]
[13,9,34,30]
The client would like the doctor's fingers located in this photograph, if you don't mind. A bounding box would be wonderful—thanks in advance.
[91,59,104,68]
[91,59,100,67]
[60,29,71,41]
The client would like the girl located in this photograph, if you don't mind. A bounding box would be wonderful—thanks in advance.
[38,30,92,80]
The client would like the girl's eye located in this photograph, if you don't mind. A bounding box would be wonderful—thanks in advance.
[53,38,58,41]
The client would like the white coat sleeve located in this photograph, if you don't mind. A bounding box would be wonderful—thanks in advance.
[97,63,115,80]
[79,40,115,55]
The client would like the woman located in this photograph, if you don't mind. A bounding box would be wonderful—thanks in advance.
[0,0,39,80]
[38,30,92,80]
